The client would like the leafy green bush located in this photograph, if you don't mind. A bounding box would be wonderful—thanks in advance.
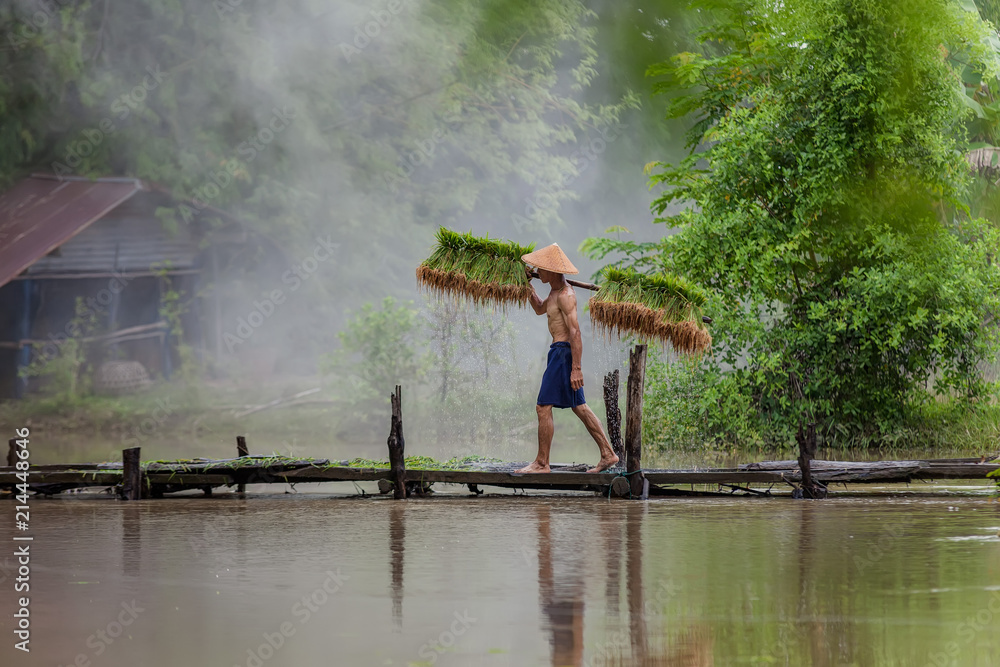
[321,297,428,424]
[601,0,1000,447]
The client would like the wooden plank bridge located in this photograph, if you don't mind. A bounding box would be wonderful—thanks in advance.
[2,442,997,500]
[4,350,998,500]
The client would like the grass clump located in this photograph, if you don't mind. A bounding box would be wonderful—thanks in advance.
[416,227,536,308]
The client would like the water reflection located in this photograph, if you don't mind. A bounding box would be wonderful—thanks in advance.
[121,504,142,578]
[389,502,405,629]
[537,504,586,666]
[534,502,715,666]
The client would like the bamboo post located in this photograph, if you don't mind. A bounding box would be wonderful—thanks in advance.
[625,345,647,498]
[236,435,249,493]
[7,439,15,467]
[387,385,407,499]
[603,370,624,462]
[121,447,142,501]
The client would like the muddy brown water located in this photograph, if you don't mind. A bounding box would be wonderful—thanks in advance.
[2,488,1000,667]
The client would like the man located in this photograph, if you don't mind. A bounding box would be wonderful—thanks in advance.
[516,243,619,474]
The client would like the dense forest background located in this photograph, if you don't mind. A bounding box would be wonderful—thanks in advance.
[5,0,1000,454]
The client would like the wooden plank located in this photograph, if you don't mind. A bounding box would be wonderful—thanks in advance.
[912,464,1000,479]
[0,472,124,485]
[145,474,232,485]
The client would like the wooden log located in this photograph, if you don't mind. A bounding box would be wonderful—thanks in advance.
[387,385,407,499]
[625,345,647,497]
[7,439,15,467]
[121,447,142,501]
[610,476,631,498]
[236,435,248,493]
[603,370,624,462]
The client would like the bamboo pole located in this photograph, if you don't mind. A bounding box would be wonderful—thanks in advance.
[625,345,647,498]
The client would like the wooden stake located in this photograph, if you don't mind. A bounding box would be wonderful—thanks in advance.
[236,435,248,493]
[603,370,624,462]
[625,345,647,498]
[7,439,15,467]
[121,447,142,501]
[387,385,407,499]
[796,422,827,499]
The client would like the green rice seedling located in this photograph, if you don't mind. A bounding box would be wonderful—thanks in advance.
[589,267,712,355]
[416,228,536,308]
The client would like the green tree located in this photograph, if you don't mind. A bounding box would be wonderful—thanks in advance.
[637,0,1000,445]
[322,297,427,421]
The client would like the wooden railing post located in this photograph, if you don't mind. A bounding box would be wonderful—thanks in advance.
[603,370,624,463]
[236,435,249,493]
[121,447,142,501]
[625,345,647,498]
[387,385,406,499]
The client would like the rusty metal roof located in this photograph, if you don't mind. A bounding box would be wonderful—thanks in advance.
[0,175,143,288]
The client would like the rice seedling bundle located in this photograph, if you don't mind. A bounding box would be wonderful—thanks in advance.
[416,227,536,308]
[589,267,712,355]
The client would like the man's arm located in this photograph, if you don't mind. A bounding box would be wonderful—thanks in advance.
[557,289,584,390]
[526,271,546,315]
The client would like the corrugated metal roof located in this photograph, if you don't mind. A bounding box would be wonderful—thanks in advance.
[26,194,200,275]
[0,175,142,288]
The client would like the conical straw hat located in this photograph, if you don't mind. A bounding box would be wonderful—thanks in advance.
[521,243,579,275]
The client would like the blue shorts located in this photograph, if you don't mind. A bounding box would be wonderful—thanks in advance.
[537,342,585,409]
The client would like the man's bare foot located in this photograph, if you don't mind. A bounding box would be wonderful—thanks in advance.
[587,454,619,473]
[515,461,551,473]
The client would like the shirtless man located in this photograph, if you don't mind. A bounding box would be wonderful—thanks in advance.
[516,243,619,474]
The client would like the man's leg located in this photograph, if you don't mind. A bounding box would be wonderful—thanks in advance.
[572,403,619,472]
[516,404,554,473]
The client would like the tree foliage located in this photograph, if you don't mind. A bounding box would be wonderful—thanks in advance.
[641,0,1000,444]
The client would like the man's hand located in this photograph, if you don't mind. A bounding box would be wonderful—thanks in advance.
[570,368,584,391]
